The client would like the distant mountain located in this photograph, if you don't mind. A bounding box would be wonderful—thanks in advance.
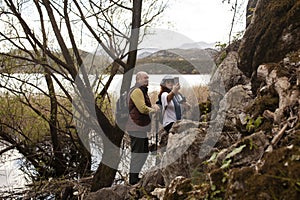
[144,48,217,60]
[136,48,218,74]
[179,41,215,49]
[137,41,215,58]
[137,47,160,59]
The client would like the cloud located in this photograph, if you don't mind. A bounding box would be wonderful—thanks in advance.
[158,0,246,43]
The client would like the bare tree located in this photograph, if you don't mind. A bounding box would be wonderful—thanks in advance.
[222,0,247,45]
[0,0,166,196]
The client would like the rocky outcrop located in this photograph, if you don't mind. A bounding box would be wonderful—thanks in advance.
[223,142,300,199]
[86,51,300,200]
[160,120,208,186]
[163,176,193,200]
[209,51,250,120]
[175,50,300,199]
[210,51,249,93]
[85,185,130,200]
[152,49,300,200]
[84,2,300,198]
[246,0,258,27]
[210,131,269,170]
[256,61,300,124]
[238,0,300,79]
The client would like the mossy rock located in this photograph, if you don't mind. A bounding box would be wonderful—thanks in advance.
[223,144,300,199]
[164,177,193,200]
[238,0,300,78]
[245,85,279,119]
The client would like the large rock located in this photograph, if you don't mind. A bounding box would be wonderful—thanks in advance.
[209,51,250,121]
[85,185,130,200]
[217,84,253,117]
[215,84,254,128]
[210,51,249,93]
[160,120,209,186]
[255,53,300,124]
[139,168,164,192]
[160,84,254,186]
[238,0,300,78]
[210,83,255,149]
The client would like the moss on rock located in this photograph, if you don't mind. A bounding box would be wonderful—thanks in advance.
[238,0,300,78]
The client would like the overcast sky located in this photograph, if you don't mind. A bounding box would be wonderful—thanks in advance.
[0,0,248,52]
[157,0,247,44]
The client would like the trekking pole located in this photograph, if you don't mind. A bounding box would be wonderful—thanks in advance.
[155,112,159,165]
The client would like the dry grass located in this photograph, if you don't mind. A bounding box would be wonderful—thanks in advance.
[149,85,209,106]
[192,85,209,103]
[149,90,160,104]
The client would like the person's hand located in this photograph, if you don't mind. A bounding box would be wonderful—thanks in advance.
[152,104,160,112]
[183,102,191,110]
[172,83,180,94]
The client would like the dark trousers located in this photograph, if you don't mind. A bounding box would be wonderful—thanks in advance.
[129,132,149,185]
[164,122,174,133]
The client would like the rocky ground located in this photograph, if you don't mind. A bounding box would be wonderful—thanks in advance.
[85,0,300,199]
[86,47,300,200]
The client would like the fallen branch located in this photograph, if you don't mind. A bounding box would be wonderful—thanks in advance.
[266,123,288,152]
[271,123,288,146]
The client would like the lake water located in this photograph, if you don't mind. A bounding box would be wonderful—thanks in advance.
[0,147,26,194]
[0,73,211,95]
[110,74,211,92]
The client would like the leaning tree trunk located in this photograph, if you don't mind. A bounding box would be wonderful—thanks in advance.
[91,0,142,192]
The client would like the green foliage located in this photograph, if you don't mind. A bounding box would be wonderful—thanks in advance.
[0,95,49,141]
[219,51,227,62]
[221,144,246,169]
[220,159,232,169]
[215,42,227,51]
[208,184,224,200]
[95,94,114,123]
[254,116,263,127]
[204,152,218,164]
[191,166,207,185]
[248,138,258,151]
[246,116,263,133]
[225,144,246,160]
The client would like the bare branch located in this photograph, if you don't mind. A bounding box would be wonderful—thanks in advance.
[42,0,77,79]
[0,142,20,155]
[109,0,131,11]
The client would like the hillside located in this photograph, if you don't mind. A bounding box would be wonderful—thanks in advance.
[136,48,218,74]
[1,47,216,75]
[0,49,111,74]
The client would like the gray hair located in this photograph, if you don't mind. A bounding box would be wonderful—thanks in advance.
[136,71,148,82]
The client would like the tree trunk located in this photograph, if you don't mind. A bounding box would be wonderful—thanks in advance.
[91,0,143,191]
[90,129,123,191]
[121,0,142,93]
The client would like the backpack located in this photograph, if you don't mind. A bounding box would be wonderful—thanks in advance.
[115,87,136,129]
[156,96,166,124]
